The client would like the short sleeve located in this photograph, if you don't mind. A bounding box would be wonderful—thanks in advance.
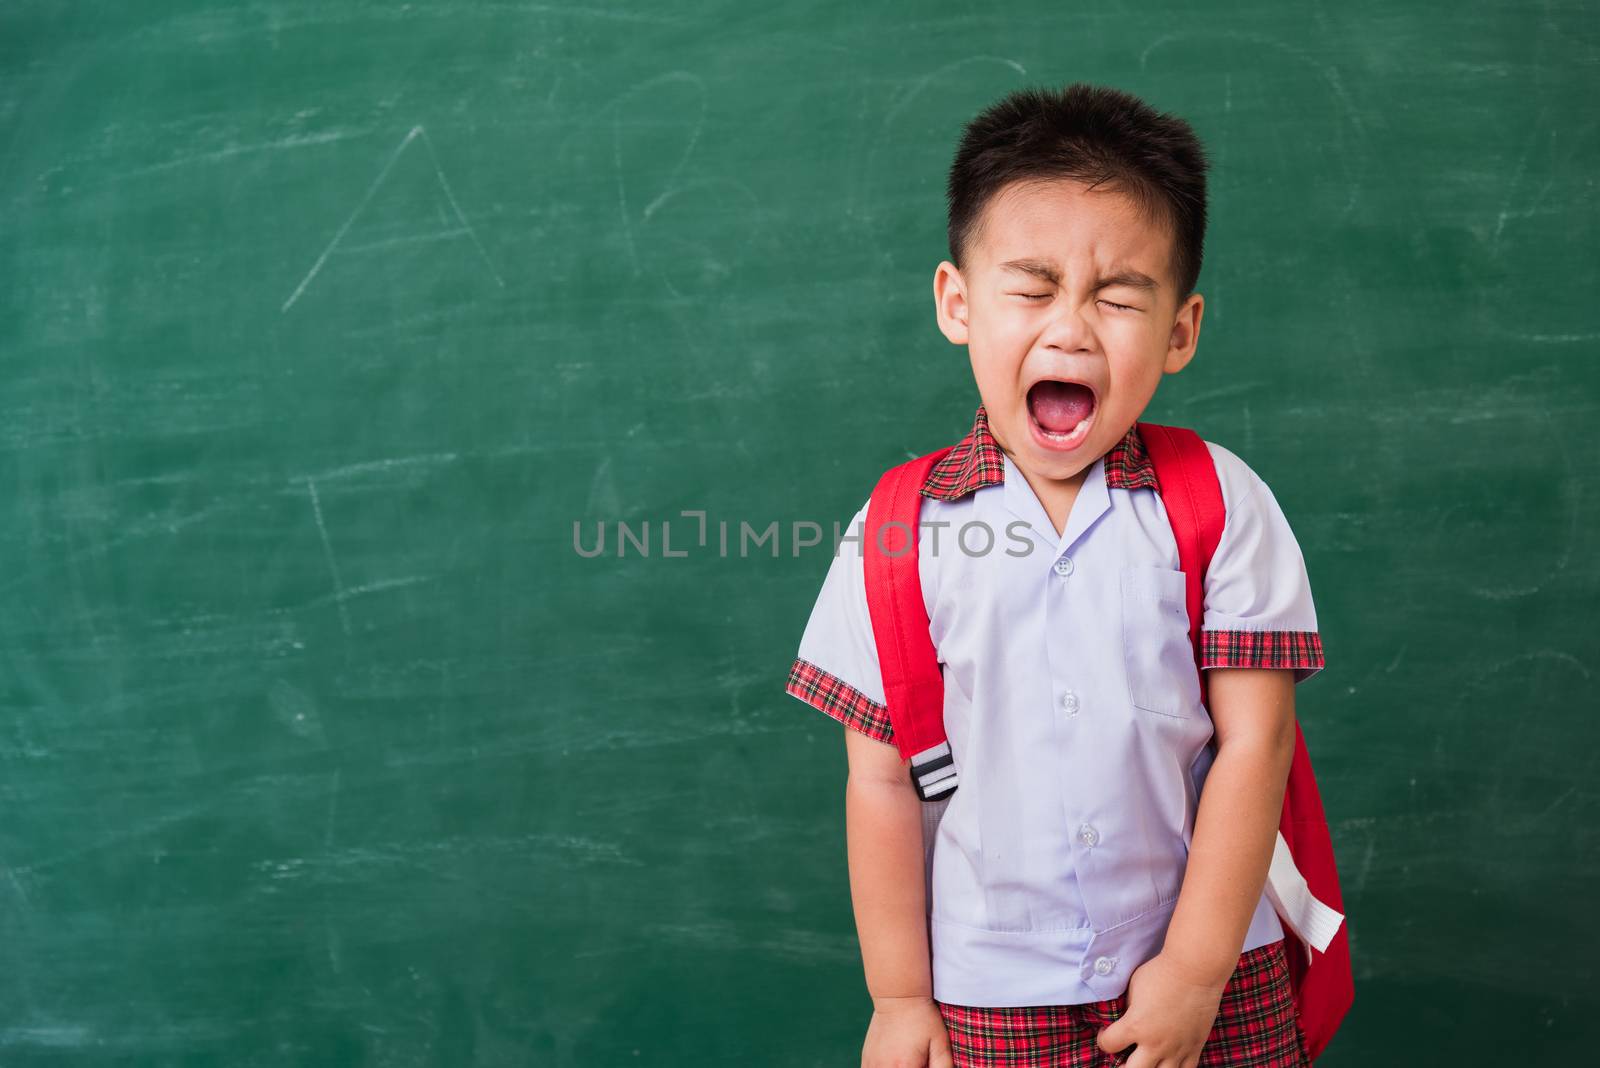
[784,498,897,745]
[1200,443,1326,684]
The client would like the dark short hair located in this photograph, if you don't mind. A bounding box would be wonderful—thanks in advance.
[945,82,1210,301]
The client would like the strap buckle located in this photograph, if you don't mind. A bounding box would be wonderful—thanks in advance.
[910,742,957,801]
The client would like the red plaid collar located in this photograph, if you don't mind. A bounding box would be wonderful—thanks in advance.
[921,404,1159,501]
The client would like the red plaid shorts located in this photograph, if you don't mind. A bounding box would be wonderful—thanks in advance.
[935,937,1311,1067]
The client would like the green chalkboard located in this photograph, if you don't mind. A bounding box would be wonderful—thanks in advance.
[2,2,1595,1064]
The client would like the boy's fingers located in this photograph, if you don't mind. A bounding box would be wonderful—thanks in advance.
[928,1035,955,1068]
[1096,1018,1131,1054]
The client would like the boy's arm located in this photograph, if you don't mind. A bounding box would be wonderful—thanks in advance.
[1160,666,1298,986]
[842,726,934,1003]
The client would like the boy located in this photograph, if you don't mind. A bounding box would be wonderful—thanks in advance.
[785,84,1326,1067]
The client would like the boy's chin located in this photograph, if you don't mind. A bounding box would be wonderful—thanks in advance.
[990,409,1093,479]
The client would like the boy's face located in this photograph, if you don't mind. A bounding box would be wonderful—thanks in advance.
[933,178,1204,488]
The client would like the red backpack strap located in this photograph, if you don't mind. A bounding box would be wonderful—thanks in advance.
[862,446,958,801]
[1140,422,1353,1061]
[1137,423,1226,709]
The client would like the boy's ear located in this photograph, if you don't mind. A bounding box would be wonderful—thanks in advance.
[1162,292,1204,374]
[933,261,970,345]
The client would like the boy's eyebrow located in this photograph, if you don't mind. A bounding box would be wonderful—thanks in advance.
[997,258,1160,291]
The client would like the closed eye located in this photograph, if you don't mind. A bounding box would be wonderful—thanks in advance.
[1011,293,1138,312]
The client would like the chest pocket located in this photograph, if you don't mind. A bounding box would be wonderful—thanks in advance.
[1119,565,1199,719]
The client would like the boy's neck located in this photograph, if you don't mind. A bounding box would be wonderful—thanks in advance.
[988,432,1096,538]
[1016,462,1090,540]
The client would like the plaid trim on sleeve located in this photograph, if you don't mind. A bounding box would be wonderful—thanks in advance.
[786,656,895,744]
[1202,629,1325,677]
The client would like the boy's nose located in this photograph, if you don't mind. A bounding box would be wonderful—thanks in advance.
[1039,303,1098,354]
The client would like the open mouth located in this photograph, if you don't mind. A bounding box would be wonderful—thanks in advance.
[1026,379,1097,451]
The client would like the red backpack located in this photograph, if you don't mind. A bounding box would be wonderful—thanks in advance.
[861,422,1353,1062]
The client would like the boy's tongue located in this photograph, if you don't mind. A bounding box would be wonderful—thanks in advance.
[1028,380,1095,433]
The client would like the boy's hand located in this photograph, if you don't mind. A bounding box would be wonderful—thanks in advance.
[862,995,954,1068]
[1094,952,1226,1068]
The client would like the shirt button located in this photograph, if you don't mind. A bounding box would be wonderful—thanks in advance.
[1094,956,1117,976]
[1053,556,1074,576]
[1077,824,1099,847]
[1060,690,1079,715]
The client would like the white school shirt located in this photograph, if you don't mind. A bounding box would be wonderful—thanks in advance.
[785,404,1327,1008]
